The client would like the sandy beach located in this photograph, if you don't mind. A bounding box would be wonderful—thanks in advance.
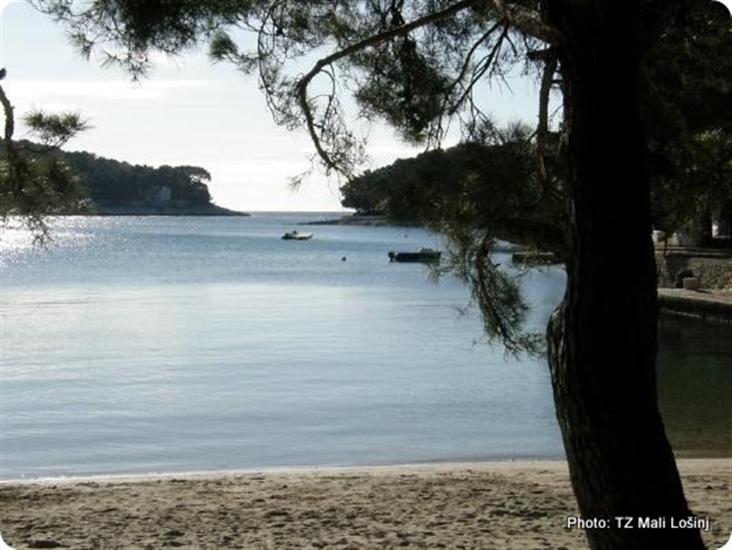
[1,458,729,549]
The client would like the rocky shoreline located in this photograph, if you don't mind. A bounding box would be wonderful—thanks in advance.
[79,203,249,216]
[304,214,418,227]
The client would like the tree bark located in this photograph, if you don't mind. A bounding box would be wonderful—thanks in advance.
[545,3,705,548]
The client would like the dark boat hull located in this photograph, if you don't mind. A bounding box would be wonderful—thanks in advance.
[388,251,441,263]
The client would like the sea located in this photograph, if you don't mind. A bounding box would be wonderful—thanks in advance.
[0,213,729,480]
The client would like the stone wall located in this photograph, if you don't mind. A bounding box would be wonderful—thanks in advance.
[656,252,732,289]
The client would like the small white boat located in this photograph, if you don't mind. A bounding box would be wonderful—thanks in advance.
[282,230,313,240]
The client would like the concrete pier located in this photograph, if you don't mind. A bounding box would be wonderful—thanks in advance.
[658,289,732,323]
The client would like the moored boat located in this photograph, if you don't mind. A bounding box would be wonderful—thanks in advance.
[282,230,313,240]
[388,248,441,263]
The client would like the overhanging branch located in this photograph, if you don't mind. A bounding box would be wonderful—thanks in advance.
[537,50,558,182]
[295,0,476,172]
[490,217,566,256]
[488,1,563,44]
[0,83,15,146]
[294,0,563,172]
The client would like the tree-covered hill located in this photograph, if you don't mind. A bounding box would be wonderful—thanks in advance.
[340,137,542,226]
[14,140,247,216]
[342,132,731,246]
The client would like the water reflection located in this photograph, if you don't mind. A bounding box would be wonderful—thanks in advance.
[1,215,729,478]
[657,314,732,457]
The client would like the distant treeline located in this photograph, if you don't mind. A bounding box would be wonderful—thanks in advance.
[341,134,732,242]
[340,138,549,227]
[340,144,478,223]
[10,140,244,215]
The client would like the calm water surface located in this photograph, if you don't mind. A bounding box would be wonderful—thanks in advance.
[0,214,728,479]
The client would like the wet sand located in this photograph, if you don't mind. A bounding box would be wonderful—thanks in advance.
[1,459,729,549]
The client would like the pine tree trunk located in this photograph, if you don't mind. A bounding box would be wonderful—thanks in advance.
[545,3,705,548]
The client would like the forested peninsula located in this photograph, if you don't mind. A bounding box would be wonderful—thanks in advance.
[13,140,248,216]
[339,137,732,248]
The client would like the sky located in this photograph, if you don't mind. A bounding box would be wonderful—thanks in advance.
[1,1,549,212]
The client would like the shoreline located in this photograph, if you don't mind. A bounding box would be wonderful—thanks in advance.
[0,457,569,486]
[658,288,732,323]
[1,458,729,549]
[78,206,250,216]
[304,214,419,227]
[4,446,726,485]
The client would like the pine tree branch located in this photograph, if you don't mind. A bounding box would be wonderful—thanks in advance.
[537,51,558,182]
[296,0,477,171]
[0,83,15,146]
[488,1,563,43]
[490,217,566,256]
[295,0,563,172]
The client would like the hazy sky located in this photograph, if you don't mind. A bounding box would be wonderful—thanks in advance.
[2,1,549,211]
